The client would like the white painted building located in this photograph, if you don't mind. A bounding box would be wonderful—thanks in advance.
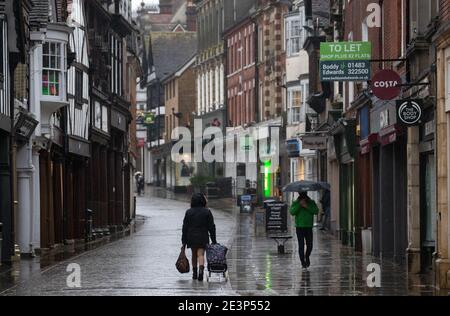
[285,3,317,199]
[17,0,90,255]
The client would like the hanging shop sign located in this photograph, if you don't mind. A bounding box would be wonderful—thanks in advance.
[371,70,402,100]
[301,135,327,150]
[286,139,301,158]
[320,42,372,82]
[396,99,423,126]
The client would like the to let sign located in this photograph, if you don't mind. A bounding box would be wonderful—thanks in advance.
[396,100,423,126]
[320,42,372,82]
[320,42,372,61]
[320,60,371,81]
[371,70,402,100]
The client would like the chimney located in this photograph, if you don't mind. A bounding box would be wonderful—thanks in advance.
[186,0,197,31]
[159,0,172,14]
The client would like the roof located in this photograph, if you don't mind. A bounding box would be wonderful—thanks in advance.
[147,32,197,82]
[161,56,196,84]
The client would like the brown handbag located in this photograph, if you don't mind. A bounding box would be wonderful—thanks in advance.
[176,246,190,274]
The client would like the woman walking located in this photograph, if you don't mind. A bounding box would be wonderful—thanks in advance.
[289,192,319,270]
[182,193,217,281]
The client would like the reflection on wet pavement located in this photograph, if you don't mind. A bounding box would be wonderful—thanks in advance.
[0,187,448,296]
[228,212,446,296]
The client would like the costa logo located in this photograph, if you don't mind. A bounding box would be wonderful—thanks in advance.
[371,70,402,100]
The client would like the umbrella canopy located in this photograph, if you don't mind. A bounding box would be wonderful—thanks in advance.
[282,181,330,193]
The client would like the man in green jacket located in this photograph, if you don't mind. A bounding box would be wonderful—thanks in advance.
[289,192,319,269]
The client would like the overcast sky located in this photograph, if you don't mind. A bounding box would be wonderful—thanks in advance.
[132,0,159,11]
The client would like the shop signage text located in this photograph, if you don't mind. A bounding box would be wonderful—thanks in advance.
[320,61,371,81]
[371,70,402,100]
[320,42,372,82]
[396,99,423,126]
[301,136,327,150]
[320,42,372,61]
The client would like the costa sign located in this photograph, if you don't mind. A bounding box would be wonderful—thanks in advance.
[371,70,402,100]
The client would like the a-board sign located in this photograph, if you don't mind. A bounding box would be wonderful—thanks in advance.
[265,201,288,234]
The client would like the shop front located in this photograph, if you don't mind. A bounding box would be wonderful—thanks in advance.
[330,119,357,247]
[370,102,407,264]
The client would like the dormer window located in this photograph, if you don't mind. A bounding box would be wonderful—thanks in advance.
[42,42,66,97]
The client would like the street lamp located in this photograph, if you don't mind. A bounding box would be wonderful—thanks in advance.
[14,108,39,141]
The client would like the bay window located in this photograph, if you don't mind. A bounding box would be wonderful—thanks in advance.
[42,42,66,97]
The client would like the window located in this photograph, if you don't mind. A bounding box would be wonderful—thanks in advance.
[286,19,302,56]
[75,69,83,106]
[288,88,302,124]
[409,0,439,39]
[111,35,123,95]
[286,12,305,57]
[94,100,109,133]
[42,42,65,97]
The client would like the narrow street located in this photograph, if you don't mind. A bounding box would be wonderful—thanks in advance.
[0,190,445,296]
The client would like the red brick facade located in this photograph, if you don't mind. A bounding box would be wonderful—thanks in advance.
[226,19,257,127]
[255,1,288,121]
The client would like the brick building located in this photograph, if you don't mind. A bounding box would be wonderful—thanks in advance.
[163,57,196,192]
[226,18,257,128]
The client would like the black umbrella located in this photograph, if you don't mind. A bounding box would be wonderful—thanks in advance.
[282,180,331,193]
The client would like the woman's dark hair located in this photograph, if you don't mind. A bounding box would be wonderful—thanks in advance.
[191,193,207,208]
[299,192,310,202]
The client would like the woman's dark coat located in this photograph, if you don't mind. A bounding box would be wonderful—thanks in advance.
[182,207,217,248]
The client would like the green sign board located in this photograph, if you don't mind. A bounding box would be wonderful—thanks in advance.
[320,42,372,61]
[320,60,371,81]
[240,135,254,151]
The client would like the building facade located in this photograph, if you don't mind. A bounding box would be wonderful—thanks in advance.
[285,1,316,204]
[224,13,258,197]
[435,0,450,290]
[163,57,196,192]
[253,0,289,201]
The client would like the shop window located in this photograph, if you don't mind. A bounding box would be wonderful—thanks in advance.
[42,42,65,97]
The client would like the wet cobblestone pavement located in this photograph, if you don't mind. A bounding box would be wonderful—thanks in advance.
[0,188,448,296]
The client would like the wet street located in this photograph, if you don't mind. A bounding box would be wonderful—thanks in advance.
[0,189,447,296]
